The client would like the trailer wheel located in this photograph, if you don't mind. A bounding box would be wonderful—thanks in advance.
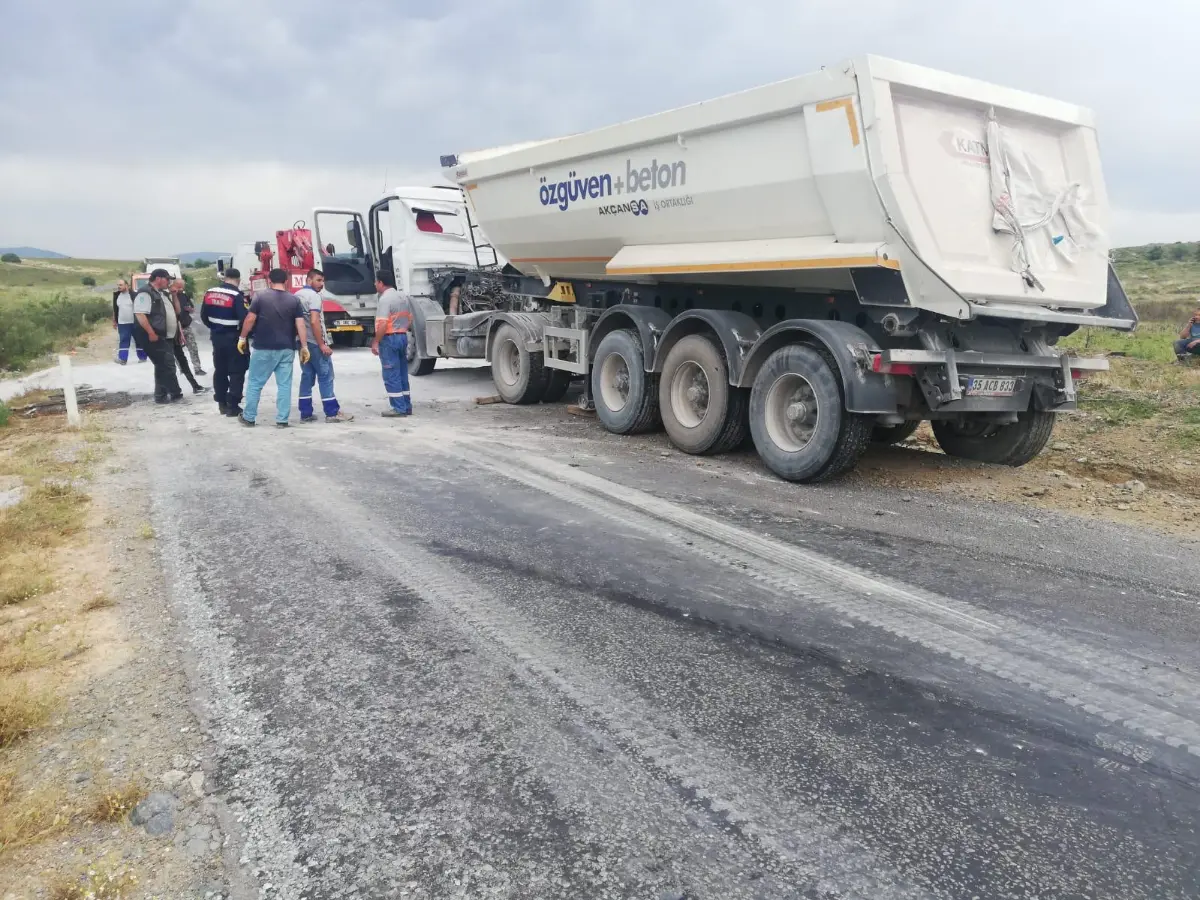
[591,329,660,434]
[872,420,920,445]
[659,335,748,455]
[491,323,547,404]
[749,344,872,483]
[541,370,572,404]
[407,332,437,376]
[931,411,1055,466]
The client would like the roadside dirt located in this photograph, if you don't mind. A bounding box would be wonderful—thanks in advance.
[853,359,1200,540]
[0,411,230,899]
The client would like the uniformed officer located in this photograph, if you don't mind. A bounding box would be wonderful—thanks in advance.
[371,269,413,417]
[200,268,250,417]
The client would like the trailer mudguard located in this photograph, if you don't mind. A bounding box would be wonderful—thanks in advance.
[737,319,897,415]
[589,305,673,366]
[651,310,763,384]
[484,311,553,360]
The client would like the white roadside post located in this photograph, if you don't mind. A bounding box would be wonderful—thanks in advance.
[58,355,81,428]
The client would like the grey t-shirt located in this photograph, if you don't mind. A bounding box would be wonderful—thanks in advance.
[376,287,413,334]
[294,286,330,347]
[248,288,305,350]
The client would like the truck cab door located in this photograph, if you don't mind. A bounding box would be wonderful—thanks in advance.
[312,208,375,297]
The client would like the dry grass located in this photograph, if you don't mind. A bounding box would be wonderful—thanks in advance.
[81,593,116,613]
[86,778,147,824]
[48,861,140,900]
[136,523,153,540]
[0,778,72,852]
[0,679,56,748]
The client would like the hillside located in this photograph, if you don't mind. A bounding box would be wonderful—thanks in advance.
[0,246,68,259]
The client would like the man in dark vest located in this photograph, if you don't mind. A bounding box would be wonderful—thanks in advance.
[133,268,184,403]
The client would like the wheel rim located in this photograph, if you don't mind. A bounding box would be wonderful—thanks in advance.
[599,352,630,412]
[497,338,521,387]
[670,360,709,428]
[764,373,820,453]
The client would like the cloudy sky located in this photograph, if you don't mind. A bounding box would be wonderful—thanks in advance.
[1,0,1196,259]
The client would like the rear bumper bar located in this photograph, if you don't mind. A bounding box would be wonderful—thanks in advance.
[876,349,1107,407]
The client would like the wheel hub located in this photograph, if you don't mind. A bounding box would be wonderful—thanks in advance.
[764,373,821,453]
[671,361,711,429]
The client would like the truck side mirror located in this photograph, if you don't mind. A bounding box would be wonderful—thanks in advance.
[217,259,225,274]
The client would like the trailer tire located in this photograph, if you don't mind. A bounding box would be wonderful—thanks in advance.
[749,343,872,483]
[491,323,547,405]
[659,334,748,455]
[931,411,1055,467]
[407,335,437,376]
[591,329,660,434]
[872,420,921,445]
[541,370,572,404]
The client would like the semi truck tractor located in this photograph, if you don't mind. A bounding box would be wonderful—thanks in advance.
[411,56,1138,482]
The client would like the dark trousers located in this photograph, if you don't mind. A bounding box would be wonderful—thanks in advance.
[211,332,247,408]
[141,337,182,401]
[172,338,201,390]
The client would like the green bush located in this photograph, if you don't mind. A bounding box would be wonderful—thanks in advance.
[1144,245,1164,261]
[0,401,10,427]
[0,253,20,264]
[80,275,96,287]
[0,289,111,371]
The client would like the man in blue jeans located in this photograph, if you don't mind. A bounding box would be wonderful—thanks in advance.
[237,268,310,428]
[371,270,413,417]
[295,268,353,423]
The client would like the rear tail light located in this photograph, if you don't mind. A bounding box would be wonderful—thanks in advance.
[871,355,916,376]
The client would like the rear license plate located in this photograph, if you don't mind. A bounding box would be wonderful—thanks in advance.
[334,319,358,327]
[965,376,1017,397]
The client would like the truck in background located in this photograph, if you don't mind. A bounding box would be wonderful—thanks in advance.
[218,225,364,345]
[141,257,183,281]
[311,185,504,365]
[341,56,1137,482]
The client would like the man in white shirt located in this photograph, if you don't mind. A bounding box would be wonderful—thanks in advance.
[112,279,146,364]
[295,269,353,423]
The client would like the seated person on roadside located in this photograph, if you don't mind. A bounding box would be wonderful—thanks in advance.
[1174,309,1200,360]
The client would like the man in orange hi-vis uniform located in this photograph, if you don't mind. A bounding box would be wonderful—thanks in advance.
[370,269,413,417]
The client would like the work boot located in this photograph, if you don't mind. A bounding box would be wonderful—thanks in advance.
[275,421,289,428]
[238,414,255,427]
[299,415,318,424]
[217,403,228,416]
[193,385,209,394]
[326,412,354,423]
[225,406,242,418]
[381,409,405,418]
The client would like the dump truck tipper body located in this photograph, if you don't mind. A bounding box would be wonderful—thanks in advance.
[428,56,1135,482]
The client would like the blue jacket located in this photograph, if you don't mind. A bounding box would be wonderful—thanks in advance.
[200,284,248,336]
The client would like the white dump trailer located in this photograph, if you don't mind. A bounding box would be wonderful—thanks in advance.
[428,56,1135,481]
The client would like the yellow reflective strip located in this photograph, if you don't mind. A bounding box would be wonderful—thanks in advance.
[815,97,861,147]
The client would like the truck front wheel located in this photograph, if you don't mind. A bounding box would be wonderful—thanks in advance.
[931,411,1055,466]
[591,329,660,434]
[659,335,748,455]
[492,323,547,404]
[749,344,872,483]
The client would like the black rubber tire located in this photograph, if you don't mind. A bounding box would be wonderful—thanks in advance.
[658,334,748,455]
[541,370,572,403]
[931,411,1055,467]
[591,329,660,435]
[491,323,547,404]
[872,420,921,445]
[407,331,437,376]
[749,343,872,483]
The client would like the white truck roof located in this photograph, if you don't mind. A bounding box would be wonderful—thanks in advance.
[445,55,1113,322]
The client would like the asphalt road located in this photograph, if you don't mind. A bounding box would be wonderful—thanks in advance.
[113,341,1200,899]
